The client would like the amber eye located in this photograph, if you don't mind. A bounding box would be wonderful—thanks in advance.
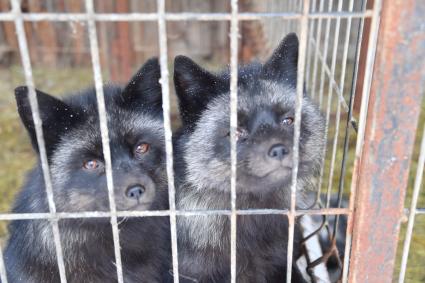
[135,143,150,155]
[235,128,244,141]
[227,128,247,141]
[83,159,99,170]
[282,117,294,126]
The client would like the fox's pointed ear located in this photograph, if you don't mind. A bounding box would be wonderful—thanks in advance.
[121,57,162,113]
[174,55,225,126]
[262,33,299,87]
[15,86,81,156]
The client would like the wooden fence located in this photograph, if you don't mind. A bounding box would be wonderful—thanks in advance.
[0,0,360,82]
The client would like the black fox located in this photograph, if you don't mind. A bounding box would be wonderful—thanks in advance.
[4,58,170,283]
[173,33,325,282]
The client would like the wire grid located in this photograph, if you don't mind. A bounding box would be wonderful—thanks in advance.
[342,0,383,280]
[156,0,179,281]
[0,239,5,283]
[0,1,379,282]
[398,123,425,282]
[309,1,360,268]
[85,0,125,281]
[229,0,239,281]
[7,0,68,282]
[301,1,364,279]
[286,0,310,282]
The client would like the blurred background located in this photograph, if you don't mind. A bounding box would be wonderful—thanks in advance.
[0,0,423,281]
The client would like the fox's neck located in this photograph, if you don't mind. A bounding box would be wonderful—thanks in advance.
[178,179,312,211]
[177,180,312,250]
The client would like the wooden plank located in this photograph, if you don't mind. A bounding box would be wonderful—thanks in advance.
[0,0,18,51]
[114,0,133,83]
[68,0,85,65]
[29,1,57,66]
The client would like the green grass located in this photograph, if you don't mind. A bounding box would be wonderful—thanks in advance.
[318,95,425,283]
[0,65,94,237]
[0,65,423,281]
[392,98,425,283]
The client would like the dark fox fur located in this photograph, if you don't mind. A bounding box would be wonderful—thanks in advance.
[173,33,326,282]
[4,58,171,283]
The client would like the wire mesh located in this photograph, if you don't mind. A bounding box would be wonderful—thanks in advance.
[10,0,67,281]
[156,0,180,281]
[399,124,425,282]
[1,0,421,283]
[84,0,124,282]
[229,0,239,282]
[0,11,374,22]
[286,0,310,282]
[0,242,7,283]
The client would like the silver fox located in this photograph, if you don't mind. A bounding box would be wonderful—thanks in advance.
[173,33,326,282]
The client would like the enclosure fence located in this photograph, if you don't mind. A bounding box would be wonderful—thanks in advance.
[0,0,424,283]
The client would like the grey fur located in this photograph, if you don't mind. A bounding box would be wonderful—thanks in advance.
[174,33,326,282]
[4,58,171,283]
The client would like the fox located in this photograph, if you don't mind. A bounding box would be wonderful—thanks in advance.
[173,33,326,282]
[3,58,171,283]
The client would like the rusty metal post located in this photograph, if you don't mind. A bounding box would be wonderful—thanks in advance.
[348,0,425,282]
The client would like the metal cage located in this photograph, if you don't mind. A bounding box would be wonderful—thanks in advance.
[0,0,424,282]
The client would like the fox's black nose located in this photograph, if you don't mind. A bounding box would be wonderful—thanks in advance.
[126,185,145,200]
[268,144,289,160]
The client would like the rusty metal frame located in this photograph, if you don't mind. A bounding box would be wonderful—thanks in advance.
[347,0,425,282]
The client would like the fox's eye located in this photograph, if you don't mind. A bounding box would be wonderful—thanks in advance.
[135,143,150,156]
[83,159,99,170]
[236,128,246,141]
[227,128,248,141]
[282,117,294,126]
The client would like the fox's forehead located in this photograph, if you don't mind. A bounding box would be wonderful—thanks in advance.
[53,112,164,154]
[240,80,296,109]
[108,112,165,139]
[205,80,296,119]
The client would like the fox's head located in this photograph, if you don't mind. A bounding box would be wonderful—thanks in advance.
[15,58,168,212]
[174,33,325,205]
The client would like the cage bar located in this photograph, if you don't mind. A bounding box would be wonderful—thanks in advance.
[84,0,124,282]
[399,124,425,282]
[337,1,367,255]
[0,207,351,221]
[316,0,333,110]
[229,0,239,282]
[308,36,352,115]
[0,11,374,22]
[286,0,310,282]
[156,0,180,282]
[348,0,425,282]
[316,0,334,198]
[324,0,344,207]
[0,0,421,282]
[305,0,318,94]
[10,0,68,282]
[310,0,325,100]
[331,0,356,241]
[0,242,7,283]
